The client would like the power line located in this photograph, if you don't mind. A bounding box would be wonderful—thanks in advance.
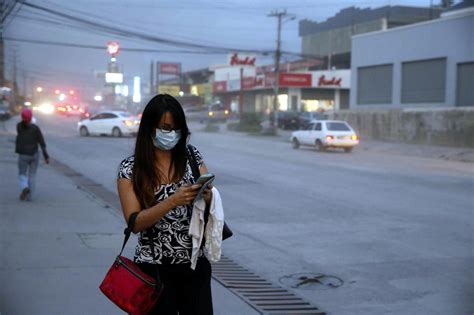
[5,35,322,60]
[18,0,273,54]
[3,36,232,55]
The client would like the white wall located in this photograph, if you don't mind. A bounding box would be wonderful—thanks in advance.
[350,11,474,108]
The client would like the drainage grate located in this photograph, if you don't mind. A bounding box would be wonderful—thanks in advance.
[212,256,326,315]
[50,158,325,314]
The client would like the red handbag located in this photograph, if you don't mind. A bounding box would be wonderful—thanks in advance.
[100,212,163,315]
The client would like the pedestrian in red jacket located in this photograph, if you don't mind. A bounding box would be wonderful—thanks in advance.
[15,108,50,201]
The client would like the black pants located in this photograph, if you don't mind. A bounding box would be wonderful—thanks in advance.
[137,258,213,315]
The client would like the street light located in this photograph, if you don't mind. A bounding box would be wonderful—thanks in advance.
[36,87,43,93]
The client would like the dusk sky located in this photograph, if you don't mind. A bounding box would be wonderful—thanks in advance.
[4,0,437,98]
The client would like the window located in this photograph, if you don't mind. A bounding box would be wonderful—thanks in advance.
[307,124,315,131]
[92,113,106,120]
[456,62,474,107]
[315,123,322,131]
[326,122,350,131]
[102,113,118,119]
[401,58,446,103]
[357,64,393,104]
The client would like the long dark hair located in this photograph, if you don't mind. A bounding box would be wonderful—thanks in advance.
[132,94,190,208]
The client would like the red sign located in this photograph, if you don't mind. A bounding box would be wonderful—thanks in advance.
[278,73,312,87]
[229,53,256,66]
[212,81,227,93]
[159,63,181,75]
[107,41,120,56]
[317,75,342,87]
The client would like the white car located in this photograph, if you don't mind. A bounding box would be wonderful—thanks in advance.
[290,120,359,153]
[78,111,139,137]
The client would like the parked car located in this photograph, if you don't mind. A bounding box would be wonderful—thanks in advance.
[207,103,229,123]
[277,111,299,130]
[297,111,326,129]
[77,111,139,137]
[290,120,359,153]
[184,107,207,122]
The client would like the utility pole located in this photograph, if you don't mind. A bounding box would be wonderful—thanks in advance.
[268,10,285,132]
[1,0,18,87]
[149,60,154,96]
[268,10,295,133]
[1,0,7,87]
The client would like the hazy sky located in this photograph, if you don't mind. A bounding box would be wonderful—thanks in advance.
[5,0,436,98]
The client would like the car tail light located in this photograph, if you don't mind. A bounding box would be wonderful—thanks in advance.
[326,135,334,141]
[79,108,84,113]
[85,113,90,118]
[351,135,358,140]
[123,120,134,127]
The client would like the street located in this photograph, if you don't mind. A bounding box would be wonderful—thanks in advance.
[26,117,474,314]
[3,113,474,315]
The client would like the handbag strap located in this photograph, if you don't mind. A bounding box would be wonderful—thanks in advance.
[119,211,139,256]
[119,211,162,285]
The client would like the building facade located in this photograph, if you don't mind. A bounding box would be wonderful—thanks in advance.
[350,7,474,108]
[299,5,441,70]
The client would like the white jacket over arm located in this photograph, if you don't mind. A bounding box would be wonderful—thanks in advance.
[189,187,224,269]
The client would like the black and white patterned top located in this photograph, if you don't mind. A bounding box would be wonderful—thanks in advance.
[117,145,203,265]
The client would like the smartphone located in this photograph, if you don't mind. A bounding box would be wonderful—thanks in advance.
[196,173,215,186]
[194,173,215,202]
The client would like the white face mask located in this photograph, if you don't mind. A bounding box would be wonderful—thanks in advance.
[152,128,182,150]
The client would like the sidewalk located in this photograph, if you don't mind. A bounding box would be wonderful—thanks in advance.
[0,132,258,315]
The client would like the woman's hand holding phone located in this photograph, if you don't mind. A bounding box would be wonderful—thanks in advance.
[171,184,201,206]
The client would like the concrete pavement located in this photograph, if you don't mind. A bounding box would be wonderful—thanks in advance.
[0,131,258,315]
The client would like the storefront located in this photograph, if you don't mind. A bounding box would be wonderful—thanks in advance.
[242,70,350,114]
[211,54,351,115]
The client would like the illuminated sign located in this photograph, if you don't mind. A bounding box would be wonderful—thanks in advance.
[158,85,180,96]
[105,73,123,83]
[107,41,120,56]
[133,76,141,103]
[279,73,312,87]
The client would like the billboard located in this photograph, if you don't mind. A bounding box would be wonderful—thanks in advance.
[159,63,181,75]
